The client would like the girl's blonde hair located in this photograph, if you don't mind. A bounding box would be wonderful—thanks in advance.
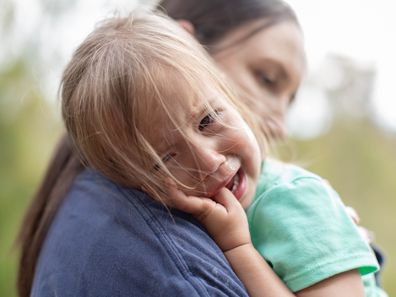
[61,11,266,202]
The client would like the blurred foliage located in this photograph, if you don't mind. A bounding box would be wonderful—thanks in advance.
[0,58,62,297]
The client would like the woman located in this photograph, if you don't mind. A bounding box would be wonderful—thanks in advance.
[158,0,305,140]
[17,1,377,296]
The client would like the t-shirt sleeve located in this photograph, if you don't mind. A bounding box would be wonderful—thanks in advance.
[247,176,379,292]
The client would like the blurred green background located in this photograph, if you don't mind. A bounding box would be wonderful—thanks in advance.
[0,0,394,296]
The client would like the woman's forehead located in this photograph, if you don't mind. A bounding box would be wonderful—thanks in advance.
[214,19,303,57]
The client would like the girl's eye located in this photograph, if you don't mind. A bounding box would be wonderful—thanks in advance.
[162,152,176,163]
[199,110,219,131]
[153,153,176,171]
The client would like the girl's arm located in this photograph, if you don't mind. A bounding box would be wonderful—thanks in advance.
[167,186,365,297]
[296,270,365,297]
[167,186,295,297]
[224,243,296,296]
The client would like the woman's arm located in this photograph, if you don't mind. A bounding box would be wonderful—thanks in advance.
[167,185,366,297]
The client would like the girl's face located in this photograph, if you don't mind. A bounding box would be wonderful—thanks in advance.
[212,21,306,139]
[144,87,262,209]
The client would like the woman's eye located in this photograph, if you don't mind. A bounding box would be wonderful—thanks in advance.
[199,110,219,131]
[259,73,277,86]
[261,75,275,85]
[255,69,278,88]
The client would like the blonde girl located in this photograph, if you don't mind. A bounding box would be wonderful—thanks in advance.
[23,11,380,297]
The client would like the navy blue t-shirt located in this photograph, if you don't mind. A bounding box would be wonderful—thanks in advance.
[31,168,248,297]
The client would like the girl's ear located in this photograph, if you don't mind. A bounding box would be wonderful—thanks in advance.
[177,19,195,36]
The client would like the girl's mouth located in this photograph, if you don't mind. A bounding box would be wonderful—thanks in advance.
[225,168,246,200]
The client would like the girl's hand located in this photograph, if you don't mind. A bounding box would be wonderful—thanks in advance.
[167,184,251,252]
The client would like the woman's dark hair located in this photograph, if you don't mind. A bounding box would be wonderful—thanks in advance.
[16,1,298,296]
[156,0,299,51]
[16,135,83,297]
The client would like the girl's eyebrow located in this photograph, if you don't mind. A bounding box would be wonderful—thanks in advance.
[157,143,172,156]
[190,106,206,123]
[189,97,218,122]
[156,97,219,154]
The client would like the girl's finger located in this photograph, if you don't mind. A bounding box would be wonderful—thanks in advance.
[167,185,215,215]
[213,188,242,211]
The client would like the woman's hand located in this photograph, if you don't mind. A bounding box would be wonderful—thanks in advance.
[167,184,251,252]
[345,206,374,243]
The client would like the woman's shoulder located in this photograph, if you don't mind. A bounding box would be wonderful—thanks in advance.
[31,168,248,297]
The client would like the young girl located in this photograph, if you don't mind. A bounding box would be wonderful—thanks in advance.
[55,11,381,297]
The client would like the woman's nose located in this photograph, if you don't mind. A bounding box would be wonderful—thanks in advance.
[272,95,290,118]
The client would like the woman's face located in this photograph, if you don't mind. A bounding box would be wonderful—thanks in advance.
[212,20,306,139]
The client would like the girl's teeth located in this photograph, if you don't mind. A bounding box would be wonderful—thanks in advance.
[231,173,240,193]
[226,159,238,171]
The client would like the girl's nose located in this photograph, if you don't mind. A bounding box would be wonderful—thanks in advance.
[193,145,226,178]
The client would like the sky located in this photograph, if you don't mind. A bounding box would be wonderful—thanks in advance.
[2,0,396,138]
[287,0,396,137]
